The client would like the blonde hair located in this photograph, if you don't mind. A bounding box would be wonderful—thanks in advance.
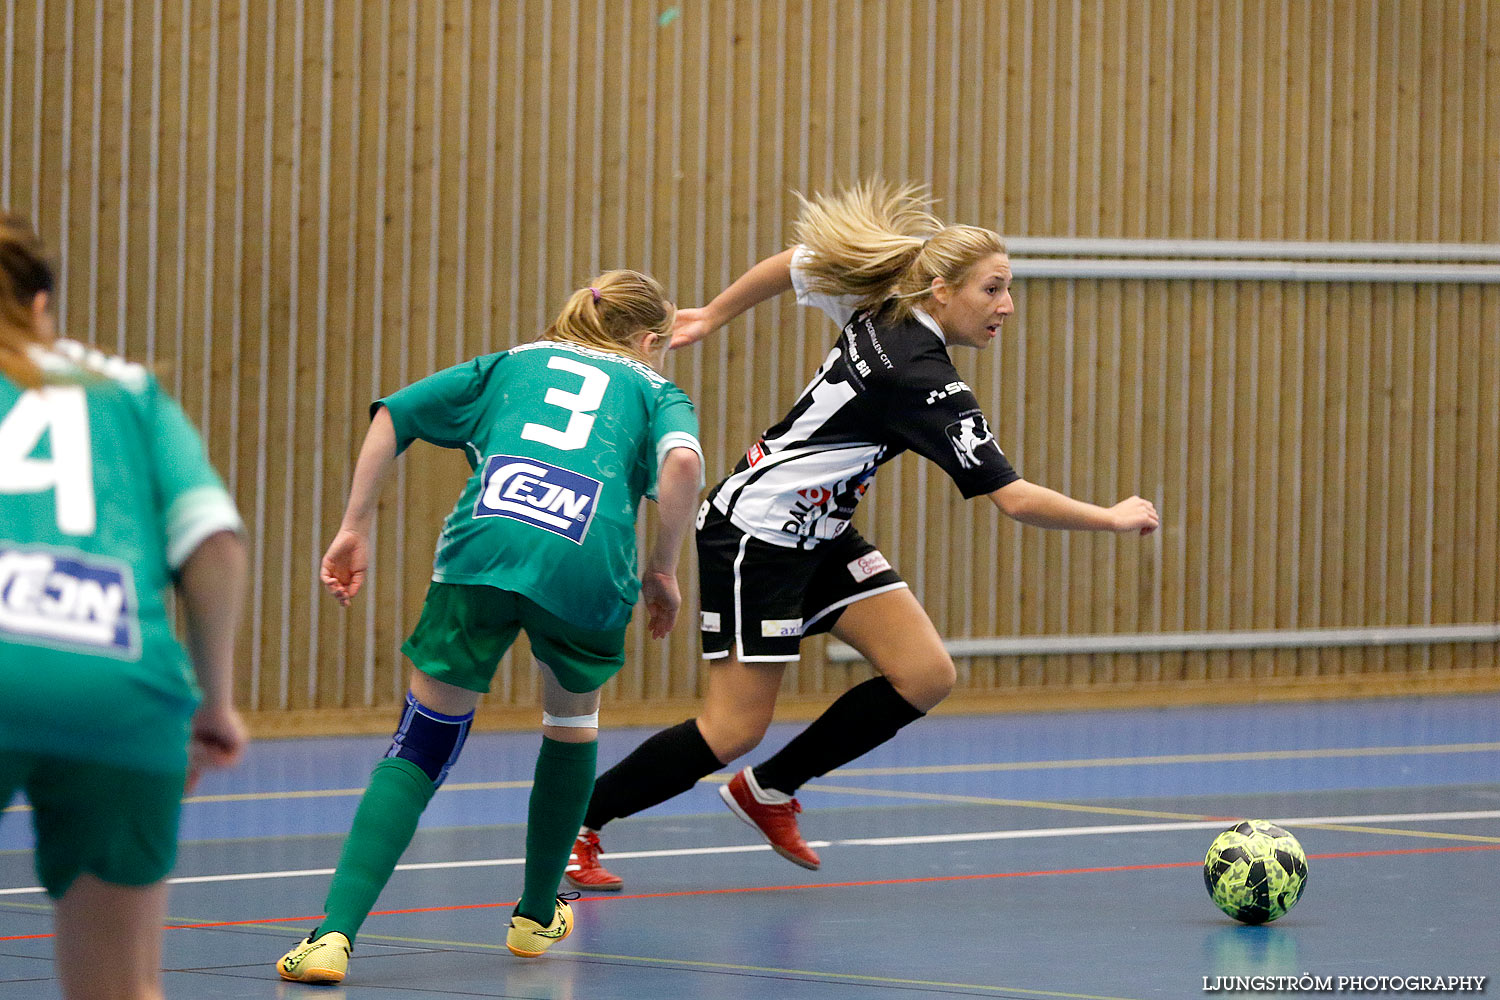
[542,269,673,364]
[791,179,1006,325]
[0,214,55,389]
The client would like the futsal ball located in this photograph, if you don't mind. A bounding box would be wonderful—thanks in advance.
[1202,820,1308,924]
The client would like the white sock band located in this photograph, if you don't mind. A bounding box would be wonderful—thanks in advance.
[743,766,792,804]
[542,710,599,729]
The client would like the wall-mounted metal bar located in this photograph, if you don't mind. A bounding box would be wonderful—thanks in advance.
[1010,258,1500,283]
[827,623,1500,662]
[1007,236,1500,262]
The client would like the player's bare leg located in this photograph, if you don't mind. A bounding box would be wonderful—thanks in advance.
[728,588,950,868]
[53,875,168,1000]
[829,588,954,712]
[696,654,788,762]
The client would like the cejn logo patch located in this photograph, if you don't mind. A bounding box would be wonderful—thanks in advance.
[475,455,601,545]
[0,546,139,658]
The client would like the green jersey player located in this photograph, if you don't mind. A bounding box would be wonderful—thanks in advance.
[0,215,248,1000]
[278,269,703,982]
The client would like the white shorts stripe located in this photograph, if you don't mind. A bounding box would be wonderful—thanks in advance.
[801,581,911,634]
[732,531,752,662]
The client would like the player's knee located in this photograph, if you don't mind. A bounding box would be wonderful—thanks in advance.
[539,670,600,744]
[697,713,768,764]
[893,656,956,713]
[714,731,764,764]
[386,692,474,789]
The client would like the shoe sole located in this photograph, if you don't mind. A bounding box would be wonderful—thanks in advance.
[277,964,345,984]
[717,784,821,870]
[563,871,622,892]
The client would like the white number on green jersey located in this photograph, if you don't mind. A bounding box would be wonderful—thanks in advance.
[0,387,96,536]
[521,356,610,451]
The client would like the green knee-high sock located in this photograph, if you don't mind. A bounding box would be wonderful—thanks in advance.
[320,757,436,942]
[517,737,598,924]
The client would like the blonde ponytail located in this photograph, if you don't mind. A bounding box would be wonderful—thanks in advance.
[791,179,1005,325]
[542,269,673,363]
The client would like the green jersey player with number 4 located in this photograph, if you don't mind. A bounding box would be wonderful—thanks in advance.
[277,269,703,983]
[0,215,248,1000]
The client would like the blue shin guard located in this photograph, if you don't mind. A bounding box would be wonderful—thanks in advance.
[385,692,474,789]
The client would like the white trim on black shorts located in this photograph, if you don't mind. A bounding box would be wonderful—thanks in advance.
[800,581,910,635]
[731,532,802,663]
[702,564,909,664]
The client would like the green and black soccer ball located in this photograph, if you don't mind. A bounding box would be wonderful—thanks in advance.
[1203,820,1308,924]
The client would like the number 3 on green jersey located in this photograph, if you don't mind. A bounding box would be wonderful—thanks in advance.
[521,356,610,451]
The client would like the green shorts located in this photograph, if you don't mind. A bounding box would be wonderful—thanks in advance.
[0,751,185,899]
[403,582,627,695]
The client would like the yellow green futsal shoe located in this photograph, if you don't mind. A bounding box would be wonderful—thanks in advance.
[277,930,352,983]
[506,895,575,957]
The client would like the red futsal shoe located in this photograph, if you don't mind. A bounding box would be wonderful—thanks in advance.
[564,829,624,891]
[718,767,821,870]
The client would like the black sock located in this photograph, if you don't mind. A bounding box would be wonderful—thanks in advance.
[752,677,924,796]
[582,719,723,831]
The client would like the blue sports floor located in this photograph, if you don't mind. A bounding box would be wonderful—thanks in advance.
[2,693,1497,998]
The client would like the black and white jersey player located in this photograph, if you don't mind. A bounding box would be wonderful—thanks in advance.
[569,181,1158,889]
[698,246,1019,662]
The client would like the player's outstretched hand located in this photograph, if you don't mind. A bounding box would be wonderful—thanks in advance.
[321,528,369,606]
[1110,496,1160,536]
[186,702,248,793]
[641,570,681,639]
[669,307,713,350]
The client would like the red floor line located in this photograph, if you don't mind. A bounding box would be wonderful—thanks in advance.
[3,842,1496,943]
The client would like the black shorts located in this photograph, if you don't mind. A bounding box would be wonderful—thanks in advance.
[697,501,907,661]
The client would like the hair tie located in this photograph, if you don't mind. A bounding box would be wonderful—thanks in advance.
[589,287,601,303]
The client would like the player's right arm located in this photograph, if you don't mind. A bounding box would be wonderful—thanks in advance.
[322,406,398,606]
[670,248,796,348]
[988,480,1159,535]
[324,356,498,605]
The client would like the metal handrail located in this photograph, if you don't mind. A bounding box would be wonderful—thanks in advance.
[825,623,1500,662]
[1009,257,1500,282]
[1006,237,1500,263]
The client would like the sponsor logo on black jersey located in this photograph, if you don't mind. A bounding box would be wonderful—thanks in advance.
[844,328,872,379]
[925,380,971,405]
[475,455,601,545]
[0,546,140,658]
[944,413,1001,469]
[778,473,872,539]
[854,314,894,370]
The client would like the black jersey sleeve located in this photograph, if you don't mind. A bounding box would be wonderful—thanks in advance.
[873,341,1021,499]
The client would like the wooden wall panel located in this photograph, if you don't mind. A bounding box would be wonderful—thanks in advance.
[2,0,1497,732]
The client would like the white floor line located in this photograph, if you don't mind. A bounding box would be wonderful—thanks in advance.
[2,808,1494,897]
[839,810,1500,847]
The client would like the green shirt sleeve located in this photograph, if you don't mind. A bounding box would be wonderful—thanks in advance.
[647,382,704,499]
[376,352,507,455]
[140,377,244,570]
